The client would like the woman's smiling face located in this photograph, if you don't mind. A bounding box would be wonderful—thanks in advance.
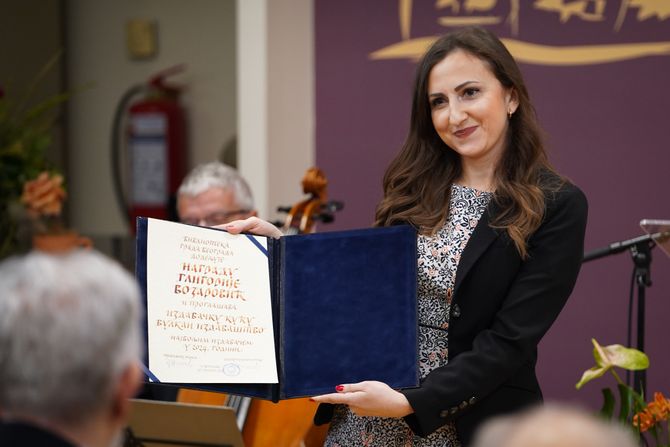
[428,49,518,168]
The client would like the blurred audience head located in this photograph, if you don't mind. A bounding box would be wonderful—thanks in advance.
[472,403,637,447]
[0,249,142,447]
[177,161,256,226]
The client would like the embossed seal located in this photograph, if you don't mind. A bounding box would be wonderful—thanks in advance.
[223,363,241,376]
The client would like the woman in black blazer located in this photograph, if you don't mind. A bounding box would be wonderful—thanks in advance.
[399,177,587,445]
[225,27,587,446]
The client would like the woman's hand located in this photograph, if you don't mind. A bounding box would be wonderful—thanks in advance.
[218,217,283,239]
[312,381,414,418]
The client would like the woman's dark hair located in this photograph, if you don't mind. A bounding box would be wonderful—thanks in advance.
[374,26,560,258]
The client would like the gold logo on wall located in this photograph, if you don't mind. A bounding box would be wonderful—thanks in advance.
[371,0,670,65]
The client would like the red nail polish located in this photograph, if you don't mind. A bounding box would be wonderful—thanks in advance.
[336,385,344,391]
[309,398,315,402]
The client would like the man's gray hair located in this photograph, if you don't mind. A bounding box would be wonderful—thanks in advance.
[472,403,637,447]
[0,249,141,425]
[177,161,254,210]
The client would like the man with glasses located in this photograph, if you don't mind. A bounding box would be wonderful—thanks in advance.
[173,160,256,426]
[177,161,257,226]
[139,161,257,402]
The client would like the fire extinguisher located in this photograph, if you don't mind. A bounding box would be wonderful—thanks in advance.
[111,64,187,232]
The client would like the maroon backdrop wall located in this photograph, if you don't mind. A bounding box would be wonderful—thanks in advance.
[315,0,670,409]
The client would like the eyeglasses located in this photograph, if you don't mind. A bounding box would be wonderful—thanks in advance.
[181,210,251,227]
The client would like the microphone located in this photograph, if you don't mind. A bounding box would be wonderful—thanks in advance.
[583,231,670,263]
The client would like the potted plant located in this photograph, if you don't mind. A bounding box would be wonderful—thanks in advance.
[0,54,70,258]
[577,338,669,446]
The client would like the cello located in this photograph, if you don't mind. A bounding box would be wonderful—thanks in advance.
[280,167,329,234]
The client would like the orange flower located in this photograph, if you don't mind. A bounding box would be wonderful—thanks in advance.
[21,172,66,217]
[650,392,670,420]
[633,392,670,432]
[633,408,655,432]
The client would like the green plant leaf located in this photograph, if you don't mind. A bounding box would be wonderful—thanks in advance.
[631,387,647,411]
[11,50,63,117]
[591,338,649,371]
[577,339,650,389]
[617,383,635,423]
[592,338,610,367]
[600,387,615,419]
[576,365,609,389]
[605,344,649,370]
[22,91,69,129]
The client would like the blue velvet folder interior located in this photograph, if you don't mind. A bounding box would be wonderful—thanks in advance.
[136,218,418,401]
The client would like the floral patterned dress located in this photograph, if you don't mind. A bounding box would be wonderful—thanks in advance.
[324,184,492,447]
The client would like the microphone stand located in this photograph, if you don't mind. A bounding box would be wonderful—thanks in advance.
[582,232,668,397]
[630,241,652,397]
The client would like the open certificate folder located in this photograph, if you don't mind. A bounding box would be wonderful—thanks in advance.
[136,217,419,401]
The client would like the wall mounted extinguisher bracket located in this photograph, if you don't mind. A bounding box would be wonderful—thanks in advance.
[111,64,188,234]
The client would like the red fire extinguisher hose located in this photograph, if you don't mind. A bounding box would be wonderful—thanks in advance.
[111,83,146,229]
[110,64,186,232]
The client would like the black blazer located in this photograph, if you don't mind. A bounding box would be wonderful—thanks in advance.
[0,421,77,447]
[400,179,588,445]
[314,178,587,445]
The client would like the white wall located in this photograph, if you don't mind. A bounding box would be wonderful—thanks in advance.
[236,0,268,218]
[267,0,315,222]
[237,0,315,222]
[66,0,236,235]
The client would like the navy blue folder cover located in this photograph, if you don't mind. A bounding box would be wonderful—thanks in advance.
[136,217,418,401]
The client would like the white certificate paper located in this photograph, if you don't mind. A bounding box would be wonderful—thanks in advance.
[146,218,278,383]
